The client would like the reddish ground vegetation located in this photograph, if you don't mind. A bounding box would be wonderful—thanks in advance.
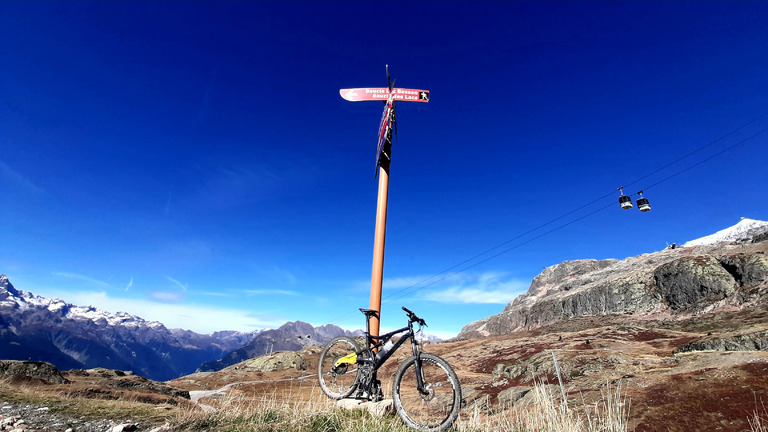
[630,329,674,342]
[631,365,768,432]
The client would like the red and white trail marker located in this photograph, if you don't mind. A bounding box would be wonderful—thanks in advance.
[339,87,430,103]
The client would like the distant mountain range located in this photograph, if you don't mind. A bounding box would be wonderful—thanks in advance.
[197,321,360,372]
[0,275,259,381]
[0,274,363,381]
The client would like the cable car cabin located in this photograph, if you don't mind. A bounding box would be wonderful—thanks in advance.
[637,197,651,212]
[619,195,633,210]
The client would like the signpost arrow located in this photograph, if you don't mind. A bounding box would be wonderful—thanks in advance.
[340,88,430,103]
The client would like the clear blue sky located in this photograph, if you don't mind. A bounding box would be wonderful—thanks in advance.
[2,1,767,338]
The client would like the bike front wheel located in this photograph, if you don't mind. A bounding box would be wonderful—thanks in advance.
[317,336,361,400]
[392,353,462,432]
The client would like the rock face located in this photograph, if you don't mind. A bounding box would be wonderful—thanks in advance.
[0,360,67,384]
[678,330,768,353]
[0,275,260,381]
[654,256,738,311]
[458,219,768,339]
[240,351,306,372]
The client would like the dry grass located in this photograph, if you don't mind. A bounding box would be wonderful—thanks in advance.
[174,385,409,432]
[749,400,768,432]
[456,380,629,432]
[171,379,630,432]
[0,378,175,423]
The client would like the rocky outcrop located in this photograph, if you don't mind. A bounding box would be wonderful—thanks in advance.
[239,351,306,372]
[678,330,768,353]
[458,224,768,339]
[0,360,67,384]
[717,254,768,288]
[497,386,530,406]
[96,375,190,399]
[654,256,737,311]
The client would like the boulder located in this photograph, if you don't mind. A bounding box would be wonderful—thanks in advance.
[241,351,305,372]
[497,386,531,406]
[0,360,67,384]
[654,256,736,310]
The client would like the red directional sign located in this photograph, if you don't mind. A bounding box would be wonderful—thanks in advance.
[340,88,430,103]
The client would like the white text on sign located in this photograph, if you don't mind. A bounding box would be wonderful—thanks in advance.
[371,93,423,101]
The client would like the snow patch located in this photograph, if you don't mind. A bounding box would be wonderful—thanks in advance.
[683,218,768,247]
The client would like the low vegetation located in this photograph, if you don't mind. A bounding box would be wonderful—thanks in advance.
[175,389,407,432]
[2,375,632,431]
[171,380,630,432]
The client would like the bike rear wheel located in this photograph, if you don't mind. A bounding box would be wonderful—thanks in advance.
[318,336,361,400]
[392,353,462,432]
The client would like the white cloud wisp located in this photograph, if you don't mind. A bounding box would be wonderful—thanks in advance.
[420,271,528,305]
[48,290,284,334]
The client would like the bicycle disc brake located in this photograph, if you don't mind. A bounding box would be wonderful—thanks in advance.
[420,383,436,401]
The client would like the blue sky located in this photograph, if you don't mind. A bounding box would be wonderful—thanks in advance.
[1,1,767,338]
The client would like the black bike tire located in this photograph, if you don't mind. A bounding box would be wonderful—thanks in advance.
[392,353,462,432]
[317,336,361,400]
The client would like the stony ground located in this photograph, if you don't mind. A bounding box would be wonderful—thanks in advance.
[0,400,170,432]
[0,368,186,432]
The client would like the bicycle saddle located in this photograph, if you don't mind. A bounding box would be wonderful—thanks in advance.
[359,308,380,319]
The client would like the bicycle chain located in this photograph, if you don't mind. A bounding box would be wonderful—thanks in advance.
[354,364,383,402]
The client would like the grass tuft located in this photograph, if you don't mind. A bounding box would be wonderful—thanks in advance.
[749,399,768,432]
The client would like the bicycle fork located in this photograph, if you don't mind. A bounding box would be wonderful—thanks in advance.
[411,339,431,397]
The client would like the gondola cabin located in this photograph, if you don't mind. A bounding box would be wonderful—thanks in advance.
[637,198,651,212]
[619,194,633,210]
[636,191,651,212]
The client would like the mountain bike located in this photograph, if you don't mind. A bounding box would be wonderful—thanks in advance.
[318,307,462,431]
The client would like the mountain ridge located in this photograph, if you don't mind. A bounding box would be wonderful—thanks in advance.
[0,275,260,381]
[458,218,768,339]
[196,320,359,372]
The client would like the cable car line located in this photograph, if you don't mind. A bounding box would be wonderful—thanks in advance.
[639,125,768,194]
[325,111,768,325]
[382,201,617,306]
[376,111,768,305]
[616,111,768,193]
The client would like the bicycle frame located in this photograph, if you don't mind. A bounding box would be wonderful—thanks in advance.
[357,314,428,394]
[320,307,461,431]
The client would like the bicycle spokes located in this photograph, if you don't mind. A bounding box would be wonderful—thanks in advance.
[394,354,461,431]
[318,337,361,400]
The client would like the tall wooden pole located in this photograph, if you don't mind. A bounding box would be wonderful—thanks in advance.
[368,158,390,338]
[339,68,428,339]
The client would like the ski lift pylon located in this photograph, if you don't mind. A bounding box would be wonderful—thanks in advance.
[636,190,651,212]
[618,187,633,210]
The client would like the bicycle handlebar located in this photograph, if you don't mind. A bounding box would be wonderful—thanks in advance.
[402,306,427,327]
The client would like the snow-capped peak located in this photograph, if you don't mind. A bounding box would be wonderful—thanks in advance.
[0,276,166,330]
[683,218,768,247]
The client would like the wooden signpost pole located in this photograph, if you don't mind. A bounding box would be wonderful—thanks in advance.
[339,66,429,337]
[368,157,390,337]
